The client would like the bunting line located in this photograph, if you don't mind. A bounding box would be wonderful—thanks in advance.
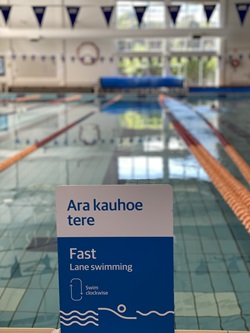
[101,6,114,26]
[235,3,250,25]
[0,3,247,28]
[7,53,230,62]
[167,5,181,25]
[203,4,216,23]
[32,6,46,27]
[66,6,80,28]
[0,6,11,24]
[134,6,148,26]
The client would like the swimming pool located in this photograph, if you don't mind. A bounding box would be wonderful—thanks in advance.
[0,93,249,330]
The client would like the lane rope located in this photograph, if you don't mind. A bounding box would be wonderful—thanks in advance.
[0,95,93,144]
[0,94,122,173]
[0,112,95,172]
[164,96,250,185]
[159,94,250,233]
[189,103,250,185]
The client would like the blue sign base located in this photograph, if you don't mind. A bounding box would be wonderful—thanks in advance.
[58,236,174,333]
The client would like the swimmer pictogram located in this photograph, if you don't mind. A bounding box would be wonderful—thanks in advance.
[60,304,174,328]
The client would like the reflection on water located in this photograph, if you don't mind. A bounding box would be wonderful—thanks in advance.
[110,100,212,182]
[168,156,209,181]
[118,156,164,180]
[143,137,165,152]
[119,111,162,130]
[117,154,209,182]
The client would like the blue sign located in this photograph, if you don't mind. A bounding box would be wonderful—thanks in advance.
[56,185,174,333]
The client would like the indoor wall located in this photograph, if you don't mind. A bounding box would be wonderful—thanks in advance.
[0,0,249,89]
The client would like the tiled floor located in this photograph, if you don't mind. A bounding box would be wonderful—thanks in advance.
[0,94,249,330]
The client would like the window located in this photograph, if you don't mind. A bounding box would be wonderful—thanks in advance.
[173,2,220,28]
[117,2,137,29]
[116,2,222,83]
[169,37,220,52]
[116,2,165,29]
[117,39,164,53]
[168,37,220,85]
[169,56,219,86]
[118,56,163,76]
[116,1,221,29]
[116,38,165,76]
[142,3,165,28]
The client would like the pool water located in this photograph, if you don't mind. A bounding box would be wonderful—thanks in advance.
[0,94,249,330]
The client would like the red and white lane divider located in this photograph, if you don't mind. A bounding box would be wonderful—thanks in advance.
[101,94,123,109]
[0,111,95,173]
[0,94,122,173]
[192,106,250,185]
[159,94,250,233]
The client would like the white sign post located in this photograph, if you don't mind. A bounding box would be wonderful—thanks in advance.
[56,184,174,333]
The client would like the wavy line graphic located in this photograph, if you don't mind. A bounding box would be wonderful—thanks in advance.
[98,307,136,320]
[136,310,174,317]
[60,310,98,316]
[60,315,99,322]
[60,320,99,327]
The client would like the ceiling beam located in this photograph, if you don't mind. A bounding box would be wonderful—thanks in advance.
[0,27,226,39]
